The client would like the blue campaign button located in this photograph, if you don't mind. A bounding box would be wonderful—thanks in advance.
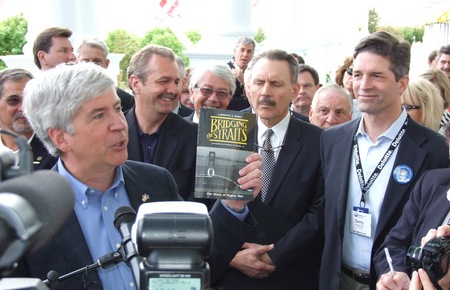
[393,165,413,184]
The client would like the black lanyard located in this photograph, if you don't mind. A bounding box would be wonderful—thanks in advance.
[353,117,408,207]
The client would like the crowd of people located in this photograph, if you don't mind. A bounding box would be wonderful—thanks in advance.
[3,26,450,290]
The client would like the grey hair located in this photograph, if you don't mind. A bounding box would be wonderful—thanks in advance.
[247,49,299,85]
[235,36,256,50]
[312,84,353,112]
[0,68,34,98]
[76,36,109,59]
[189,62,236,95]
[175,56,186,79]
[23,62,115,156]
[127,44,176,90]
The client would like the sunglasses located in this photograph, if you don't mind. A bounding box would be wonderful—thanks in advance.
[401,104,421,110]
[195,86,231,100]
[346,67,353,76]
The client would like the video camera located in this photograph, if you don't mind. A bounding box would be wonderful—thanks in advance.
[407,235,450,290]
[0,130,74,290]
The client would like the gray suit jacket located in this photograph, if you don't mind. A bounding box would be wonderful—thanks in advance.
[319,117,449,290]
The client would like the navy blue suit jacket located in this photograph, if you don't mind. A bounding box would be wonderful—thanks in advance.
[126,109,198,200]
[17,160,256,290]
[215,116,324,290]
[374,168,450,277]
[30,135,57,171]
[319,117,449,290]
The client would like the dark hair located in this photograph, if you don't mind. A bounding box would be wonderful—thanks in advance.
[438,45,450,59]
[335,56,353,86]
[353,31,410,82]
[0,68,33,98]
[428,49,438,63]
[248,49,299,85]
[299,64,320,85]
[33,27,73,69]
[291,53,305,64]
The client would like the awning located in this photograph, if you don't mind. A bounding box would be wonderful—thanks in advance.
[436,9,450,23]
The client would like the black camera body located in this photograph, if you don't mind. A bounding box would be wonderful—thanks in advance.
[134,202,214,290]
[406,235,450,290]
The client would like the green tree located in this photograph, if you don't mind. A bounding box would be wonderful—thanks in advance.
[368,8,380,33]
[0,13,28,69]
[377,25,425,44]
[141,27,189,65]
[254,27,266,44]
[185,30,201,45]
[105,29,141,88]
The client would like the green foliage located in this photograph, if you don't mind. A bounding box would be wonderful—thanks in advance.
[0,13,28,69]
[105,29,141,88]
[368,8,380,33]
[254,27,266,44]
[402,26,424,43]
[377,25,425,44]
[140,27,189,66]
[106,27,194,88]
[185,30,201,45]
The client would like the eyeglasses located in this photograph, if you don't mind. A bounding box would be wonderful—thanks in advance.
[2,95,23,107]
[194,86,231,100]
[346,67,353,76]
[402,104,421,110]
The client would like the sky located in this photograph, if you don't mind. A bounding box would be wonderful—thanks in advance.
[1,0,449,29]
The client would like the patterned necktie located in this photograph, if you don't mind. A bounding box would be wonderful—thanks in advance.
[260,129,275,202]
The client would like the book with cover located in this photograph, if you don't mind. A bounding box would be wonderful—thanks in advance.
[194,108,256,200]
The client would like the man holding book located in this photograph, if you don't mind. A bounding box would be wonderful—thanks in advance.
[214,49,325,289]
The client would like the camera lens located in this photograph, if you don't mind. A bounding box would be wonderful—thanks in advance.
[406,246,423,270]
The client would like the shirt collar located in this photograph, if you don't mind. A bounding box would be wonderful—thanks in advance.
[257,112,291,141]
[57,158,125,207]
[356,109,408,141]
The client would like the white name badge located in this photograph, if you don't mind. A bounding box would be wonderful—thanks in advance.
[350,206,372,238]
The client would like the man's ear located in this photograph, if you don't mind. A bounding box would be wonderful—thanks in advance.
[129,75,140,95]
[48,128,70,153]
[37,51,47,67]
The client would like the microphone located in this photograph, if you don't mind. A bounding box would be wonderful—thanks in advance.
[0,170,74,271]
[114,206,141,289]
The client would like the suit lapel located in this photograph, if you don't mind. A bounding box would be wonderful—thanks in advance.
[333,120,359,235]
[125,108,144,161]
[263,117,302,203]
[375,121,428,239]
[152,114,180,168]
[422,184,450,231]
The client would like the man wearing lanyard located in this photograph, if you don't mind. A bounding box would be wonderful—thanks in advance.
[319,31,449,290]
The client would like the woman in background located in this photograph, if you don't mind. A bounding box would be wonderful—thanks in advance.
[401,78,444,131]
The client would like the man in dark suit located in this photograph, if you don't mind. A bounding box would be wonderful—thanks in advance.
[126,45,198,200]
[319,31,449,290]
[0,68,56,171]
[76,37,135,112]
[215,49,324,290]
[226,36,256,111]
[172,55,194,117]
[18,62,264,290]
[374,169,450,289]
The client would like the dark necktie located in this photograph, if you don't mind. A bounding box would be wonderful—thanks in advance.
[261,129,275,202]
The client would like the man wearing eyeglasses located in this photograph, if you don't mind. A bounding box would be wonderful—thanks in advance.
[0,68,57,170]
[184,61,236,124]
[291,64,321,117]
[214,49,325,290]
